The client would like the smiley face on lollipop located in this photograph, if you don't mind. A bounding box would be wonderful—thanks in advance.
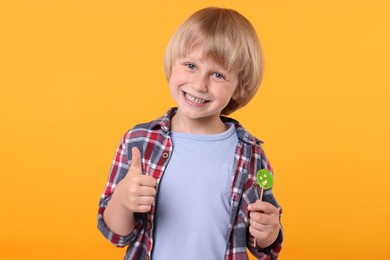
[256,169,273,201]
[257,169,273,190]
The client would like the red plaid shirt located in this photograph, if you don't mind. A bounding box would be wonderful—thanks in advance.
[98,108,283,260]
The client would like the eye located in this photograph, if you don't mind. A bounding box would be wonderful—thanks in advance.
[213,72,225,80]
[185,63,196,70]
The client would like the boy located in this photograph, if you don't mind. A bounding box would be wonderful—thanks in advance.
[98,7,283,260]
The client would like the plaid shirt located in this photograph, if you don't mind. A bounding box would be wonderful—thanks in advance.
[98,108,283,260]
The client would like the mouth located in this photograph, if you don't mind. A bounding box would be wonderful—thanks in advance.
[184,91,210,104]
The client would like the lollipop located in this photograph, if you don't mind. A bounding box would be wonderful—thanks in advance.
[256,169,273,201]
[253,169,274,247]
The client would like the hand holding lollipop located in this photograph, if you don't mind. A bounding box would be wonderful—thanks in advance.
[252,169,274,247]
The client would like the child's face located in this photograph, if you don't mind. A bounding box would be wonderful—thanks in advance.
[169,47,238,129]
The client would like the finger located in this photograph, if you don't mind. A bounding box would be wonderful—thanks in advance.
[249,212,272,226]
[135,196,155,206]
[248,201,278,214]
[248,200,266,212]
[249,218,266,232]
[137,185,157,196]
[133,196,155,213]
[137,175,157,188]
[249,225,266,240]
[135,205,153,213]
[129,147,142,174]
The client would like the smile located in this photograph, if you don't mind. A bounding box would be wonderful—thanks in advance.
[184,92,209,104]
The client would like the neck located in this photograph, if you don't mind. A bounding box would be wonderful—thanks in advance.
[171,111,227,135]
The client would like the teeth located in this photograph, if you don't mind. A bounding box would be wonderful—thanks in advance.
[185,93,207,104]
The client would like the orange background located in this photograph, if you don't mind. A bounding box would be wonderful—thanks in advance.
[1,1,389,259]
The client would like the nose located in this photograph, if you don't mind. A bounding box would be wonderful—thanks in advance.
[191,74,208,92]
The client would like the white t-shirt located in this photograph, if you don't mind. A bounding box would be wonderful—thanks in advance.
[152,123,238,259]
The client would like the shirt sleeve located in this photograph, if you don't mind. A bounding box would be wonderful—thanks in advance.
[97,134,145,247]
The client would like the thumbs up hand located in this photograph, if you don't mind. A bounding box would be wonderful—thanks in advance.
[111,147,157,213]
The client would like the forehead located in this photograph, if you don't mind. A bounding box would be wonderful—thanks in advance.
[178,44,235,72]
[182,47,216,63]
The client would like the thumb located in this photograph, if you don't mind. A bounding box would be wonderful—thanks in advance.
[129,147,142,174]
[248,200,265,212]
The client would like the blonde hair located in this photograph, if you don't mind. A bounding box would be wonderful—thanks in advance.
[164,7,263,115]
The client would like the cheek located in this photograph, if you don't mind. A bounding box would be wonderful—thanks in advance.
[169,74,184,98]
[169,70,186,87]
[220,85,238,101]
[169,77,181,93]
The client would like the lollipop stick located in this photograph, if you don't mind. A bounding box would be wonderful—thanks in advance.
[259,187,264,201]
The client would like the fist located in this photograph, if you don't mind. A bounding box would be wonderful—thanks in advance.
[248,200,280,248]
[112,147,157,213]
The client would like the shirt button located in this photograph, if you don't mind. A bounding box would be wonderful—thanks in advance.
[162,152,169,159]
[147,222,152,229]
[145,256,149,260]
[253,182,259,188]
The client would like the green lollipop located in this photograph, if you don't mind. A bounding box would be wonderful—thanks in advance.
[256,169,273,201]
[256,169,273,190]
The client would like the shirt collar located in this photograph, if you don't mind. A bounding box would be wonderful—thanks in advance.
[221,116,263,145]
